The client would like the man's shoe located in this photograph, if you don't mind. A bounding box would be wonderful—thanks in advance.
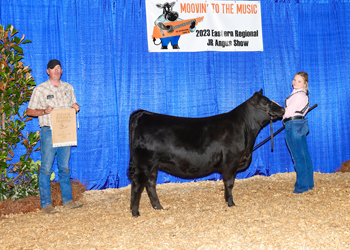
[63,200,83,209]
[42,205,59,214]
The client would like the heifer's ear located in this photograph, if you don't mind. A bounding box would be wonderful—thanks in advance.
[259,89,263,95]
[156,3,163,8]
[170,1,176,7]
[250,92,259,104]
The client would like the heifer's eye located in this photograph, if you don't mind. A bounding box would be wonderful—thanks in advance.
[260,98,269,105]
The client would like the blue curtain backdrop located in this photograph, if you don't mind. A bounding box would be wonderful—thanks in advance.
[1,0,349,190]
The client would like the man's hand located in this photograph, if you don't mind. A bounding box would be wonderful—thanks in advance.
[44,106,54,114]
[72,103,80,113]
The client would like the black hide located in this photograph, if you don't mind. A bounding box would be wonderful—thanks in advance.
[128,89,285,217]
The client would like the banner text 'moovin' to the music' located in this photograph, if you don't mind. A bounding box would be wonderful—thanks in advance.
[180,3,258,14]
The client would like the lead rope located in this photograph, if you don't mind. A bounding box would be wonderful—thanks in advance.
[77,112,79,129]
[270,118,273,152]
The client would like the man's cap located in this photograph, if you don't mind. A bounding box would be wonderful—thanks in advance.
[47,59,61,69]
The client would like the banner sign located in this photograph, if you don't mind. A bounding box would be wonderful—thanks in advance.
[146,0,263,52]
[51,108,77,148]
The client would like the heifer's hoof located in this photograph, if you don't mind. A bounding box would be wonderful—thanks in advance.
[228,202,235,207]
[227,200,235,207]
[153,204,164,210]
[132,211,140,217]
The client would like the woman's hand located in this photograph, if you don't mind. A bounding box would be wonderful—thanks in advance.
[272,101,281,107]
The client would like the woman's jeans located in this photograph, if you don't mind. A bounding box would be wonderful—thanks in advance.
[39,127,73,208]
[285,119,314,193]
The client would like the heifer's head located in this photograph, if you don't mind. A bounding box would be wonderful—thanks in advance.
[156,2,179,21]
[251,89,285,121]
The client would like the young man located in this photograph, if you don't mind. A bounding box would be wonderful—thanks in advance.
[27,59,82,214]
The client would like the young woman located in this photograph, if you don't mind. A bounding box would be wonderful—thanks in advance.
[283,72,314,193]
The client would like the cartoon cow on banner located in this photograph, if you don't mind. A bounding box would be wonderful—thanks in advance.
[152,2,204,50]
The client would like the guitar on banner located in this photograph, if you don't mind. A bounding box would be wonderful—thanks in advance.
[152,16,204,39]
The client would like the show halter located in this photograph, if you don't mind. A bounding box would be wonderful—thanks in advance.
[254,103,318,152]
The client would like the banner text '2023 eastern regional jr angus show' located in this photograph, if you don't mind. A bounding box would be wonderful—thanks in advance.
[146,0,263,52]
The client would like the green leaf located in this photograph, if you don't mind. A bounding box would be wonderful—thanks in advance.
[6,24,12,31]
[12,36,20,44]
[11,27,18,35]
[13,45,23,54]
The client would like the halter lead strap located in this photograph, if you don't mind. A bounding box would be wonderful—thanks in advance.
[270,118,273,152]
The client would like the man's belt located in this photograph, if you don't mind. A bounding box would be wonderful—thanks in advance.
[283,116,303,124]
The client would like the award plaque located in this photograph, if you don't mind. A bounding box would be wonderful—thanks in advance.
[51,108,77,148]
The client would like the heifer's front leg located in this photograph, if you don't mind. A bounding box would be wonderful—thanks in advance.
[130,174,146,217]
[222,170,237,207]
[146,168,163,210]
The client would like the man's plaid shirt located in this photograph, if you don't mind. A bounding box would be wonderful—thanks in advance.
[28,80,77,127]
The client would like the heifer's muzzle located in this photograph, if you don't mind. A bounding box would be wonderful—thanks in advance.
[268,102,285,119]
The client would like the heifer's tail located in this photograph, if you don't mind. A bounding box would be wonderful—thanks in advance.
[127,110,145,181]
[128,112,136,181]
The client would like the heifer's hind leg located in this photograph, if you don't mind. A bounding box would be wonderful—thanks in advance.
[222,170,237,207]
[146,167,163,210]
[130,173,146,217]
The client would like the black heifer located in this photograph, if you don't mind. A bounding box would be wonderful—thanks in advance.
[128,90,285,217]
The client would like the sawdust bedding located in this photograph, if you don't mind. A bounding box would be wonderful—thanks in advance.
[1,172,350,249]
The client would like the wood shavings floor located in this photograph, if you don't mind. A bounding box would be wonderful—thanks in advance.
[1,172,350,249]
